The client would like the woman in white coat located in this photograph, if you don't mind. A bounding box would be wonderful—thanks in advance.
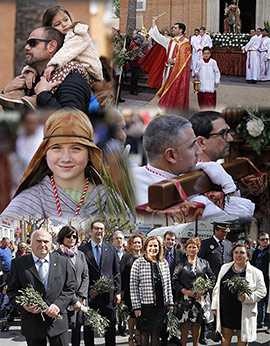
[212,243,266,345]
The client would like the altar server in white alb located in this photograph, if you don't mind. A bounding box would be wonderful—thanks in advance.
[258,28,270,81]
[194,47,220,109]
[192,27,212,76]
[242,29,261,83]
[190,28,200,74]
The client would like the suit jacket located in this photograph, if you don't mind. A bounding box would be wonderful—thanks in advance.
[54,248,89,304]
[250,245,269,292]
[7,252,76,339]
[79,241,121,310]
[198,236,232,278]
[163,247,186,277]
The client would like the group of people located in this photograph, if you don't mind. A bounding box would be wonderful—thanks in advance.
[1,220,268,346]
[242,28,270,83]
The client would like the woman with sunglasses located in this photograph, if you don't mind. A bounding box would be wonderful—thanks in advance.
[212,243,267,346]
[55,225,89,346]
[1,108,128,222]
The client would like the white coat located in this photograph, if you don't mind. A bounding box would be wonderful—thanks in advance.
[212,261,267,342]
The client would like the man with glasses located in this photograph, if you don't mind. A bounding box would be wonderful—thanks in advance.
[189,110,254,218]
[79,220,121,346]
[251,232,269,331]
[190,111,233,162]
[131,114,254,219]
[0,26,91,114]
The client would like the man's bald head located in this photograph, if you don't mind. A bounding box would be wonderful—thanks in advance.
[31,229,52,259]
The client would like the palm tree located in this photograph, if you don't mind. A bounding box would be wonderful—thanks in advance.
[126,0,136,37]
[14,0,57,76]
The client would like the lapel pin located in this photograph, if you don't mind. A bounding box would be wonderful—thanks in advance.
[105,248,108,251]
[210,245,214,249]
[54,263,56,266]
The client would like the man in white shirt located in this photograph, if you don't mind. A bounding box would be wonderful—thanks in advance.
[131,115,255,220]
[258,28,270,81]
[192,27,213,76]
[242,29,261,83]
[190,28,200,74]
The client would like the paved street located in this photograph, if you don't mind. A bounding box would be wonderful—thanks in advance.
[119,75,270,113]
[1,318,269,345]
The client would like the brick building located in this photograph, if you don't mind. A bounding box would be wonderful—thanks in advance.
[119,0,270,37]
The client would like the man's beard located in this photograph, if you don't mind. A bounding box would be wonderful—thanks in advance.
[25,53,34,66]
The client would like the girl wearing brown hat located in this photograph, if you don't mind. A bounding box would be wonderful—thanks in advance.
[2,108,111,222]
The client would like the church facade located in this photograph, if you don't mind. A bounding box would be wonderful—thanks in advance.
[119,0,270,36]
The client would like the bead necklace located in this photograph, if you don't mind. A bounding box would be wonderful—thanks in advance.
[50,175,89,219]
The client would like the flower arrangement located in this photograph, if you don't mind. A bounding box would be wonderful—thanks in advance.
[81,306,110,336]
[236,109,270,155]
[223,276,252,296]
[16,284,62,322]
[211,32,250,48]
[192,277,213,293]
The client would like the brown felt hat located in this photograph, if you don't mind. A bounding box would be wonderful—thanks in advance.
[16,108,103,194]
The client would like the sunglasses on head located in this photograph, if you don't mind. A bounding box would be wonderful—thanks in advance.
[27,38,51,47]
[65,234,77,239]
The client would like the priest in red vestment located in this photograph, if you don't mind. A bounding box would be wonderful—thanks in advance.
[139,17,191,110]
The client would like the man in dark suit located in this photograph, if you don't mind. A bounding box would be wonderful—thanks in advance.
[163,231,186,277]
[198,221,232,345]
[198,221,232,278]
[79,220,121,346]
[7,229,76,346]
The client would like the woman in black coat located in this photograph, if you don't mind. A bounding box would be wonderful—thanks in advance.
[172,237,215,346]
[120,233,144,346]
[55,225,89,346]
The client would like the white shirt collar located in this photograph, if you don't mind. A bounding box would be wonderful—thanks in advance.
[146,164,178,179]
[32,252,50,263]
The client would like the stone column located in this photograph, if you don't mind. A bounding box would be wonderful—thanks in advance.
[256,0,270,28]
[206,0,220,33]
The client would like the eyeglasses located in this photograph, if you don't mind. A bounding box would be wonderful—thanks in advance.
[27,38,51,47]
[207,128,231,140]
[65,234,77,239]
[260,238,269,241]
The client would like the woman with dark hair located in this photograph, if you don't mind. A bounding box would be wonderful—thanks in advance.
[120,233,144,345]
[55,225,89,346]
[1,108,109,222]
[130,235,173,346]
[212,243,267,346]
[172,237,215,346]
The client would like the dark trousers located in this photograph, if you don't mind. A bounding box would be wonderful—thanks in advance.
[84,306,116,346]
[26,331,69,346]
[129,65,140,93]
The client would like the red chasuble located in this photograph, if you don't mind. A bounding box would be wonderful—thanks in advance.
[157,36,191,110]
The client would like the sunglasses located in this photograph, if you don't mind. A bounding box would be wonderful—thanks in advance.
[207,128,231,140]
[65,234,77,239]
[260,238,269,241]
[27,38,51,47]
